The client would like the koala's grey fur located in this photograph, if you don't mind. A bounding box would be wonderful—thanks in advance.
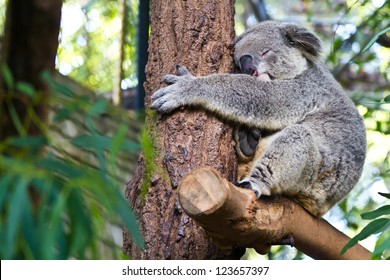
[151,21,366,217]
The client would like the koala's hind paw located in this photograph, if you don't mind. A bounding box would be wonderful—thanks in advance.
[237,127,261,158]
[233,180,261,198]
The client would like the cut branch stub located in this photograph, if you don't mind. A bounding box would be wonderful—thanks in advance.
[178,166,372,260]
[178,167,294,254]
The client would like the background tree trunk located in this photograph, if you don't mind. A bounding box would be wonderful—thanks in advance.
[123,0,238,259]
[0,0,62,140]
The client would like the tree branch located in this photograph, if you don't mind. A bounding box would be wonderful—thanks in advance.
[178,167,372,260]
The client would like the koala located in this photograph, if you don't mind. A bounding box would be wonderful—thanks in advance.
[151,21,366,217]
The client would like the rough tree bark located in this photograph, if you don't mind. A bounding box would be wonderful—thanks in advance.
[123,0,238,259]
[0,0,62,140]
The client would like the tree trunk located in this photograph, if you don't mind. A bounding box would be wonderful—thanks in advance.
[123,0,237,259]
[0,0,62,140]
[113,0,127,107]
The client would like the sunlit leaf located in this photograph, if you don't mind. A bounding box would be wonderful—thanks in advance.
[341,218,390,255]
[373,235,390,257]
[332,37,344,52]
[361,26,390,53]
[361,205,390,220]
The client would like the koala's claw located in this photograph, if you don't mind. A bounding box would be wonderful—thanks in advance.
[151,87,166,101]
[233,180,261,198]
[176,65,191,76]
[151,65,197,114]
[163,74,180,84]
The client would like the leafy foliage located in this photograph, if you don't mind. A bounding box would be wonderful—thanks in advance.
[56,0,139,94]
[341,192,390,259]
[0,66,143,259]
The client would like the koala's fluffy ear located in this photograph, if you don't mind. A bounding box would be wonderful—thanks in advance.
[281,24,321,62]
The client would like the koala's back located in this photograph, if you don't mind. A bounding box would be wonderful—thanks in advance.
[238,63,366,216]
[305,71,366,214]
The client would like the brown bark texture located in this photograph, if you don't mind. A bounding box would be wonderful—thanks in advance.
[123,0,237,259]
[179,167,372,260]
[0,0,62,140]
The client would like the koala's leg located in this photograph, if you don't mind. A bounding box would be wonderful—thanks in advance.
[237,124,320,198]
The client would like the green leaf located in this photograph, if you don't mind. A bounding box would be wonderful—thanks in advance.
[115,196,144,249]
[373,235,390,256]
[362,26,390,53]
[71,134,139,152]
[42,189,68,259]
[53,83,75,97]
[6,101,26,136]
[67,188,92,258]
[71,134,110,150]
[37,158,83,178]
[9,136,48,151]
[53,103,83,122]
[361,205,390,220]
[2,64,14,90]
[16,82,36,97]
[3,179,28,259]
[384,95,390,103]
[53,107,72,122]
[0,175,12,209]
[332,37,343,53]
[109,124,128,167]
[41,70,75,98]
[379,192,390,199]
[341,218,390,255]
[20,193,35,259]
[89,99,108,116]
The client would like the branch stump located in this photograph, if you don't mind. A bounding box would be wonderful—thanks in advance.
[178,167,372,260]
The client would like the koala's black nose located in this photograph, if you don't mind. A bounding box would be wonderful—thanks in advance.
[239,55,257,76]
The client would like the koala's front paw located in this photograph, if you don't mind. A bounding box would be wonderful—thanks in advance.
[233,178,271,198]
[151,87,182,114]
[151,65,195,114]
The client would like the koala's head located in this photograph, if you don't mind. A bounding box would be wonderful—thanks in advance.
[234,21,321,81]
